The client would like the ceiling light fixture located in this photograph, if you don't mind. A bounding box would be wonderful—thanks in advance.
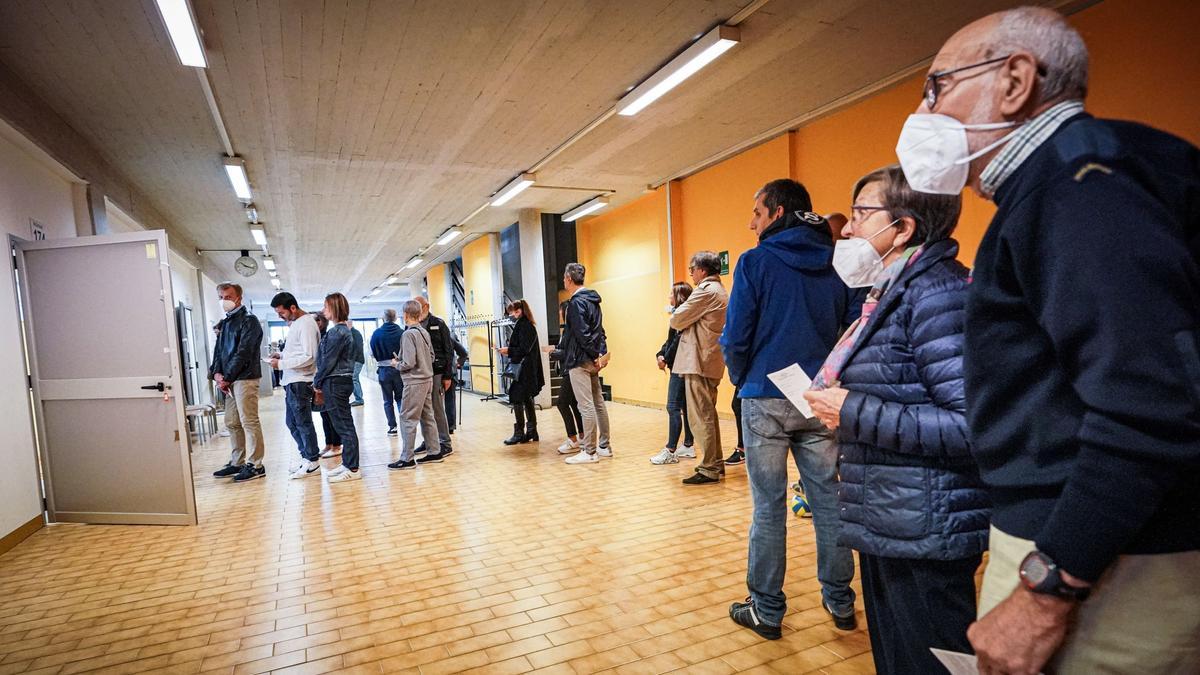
[262,256,276,271]
[270,278,281,289]
[223,156,252,201]
[269,271,278,278]
[563,196,611,222]
[490,173,535,206]
[386,276,400,285]
[249,225,266,247]
[436,226,464,246]
[245,205,259,223]
[617,25,740,116]
[153,0,207,68]
[404,256,424,270]
[370,288,382,296]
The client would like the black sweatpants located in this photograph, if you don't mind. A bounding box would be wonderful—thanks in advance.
[859,552,982,675]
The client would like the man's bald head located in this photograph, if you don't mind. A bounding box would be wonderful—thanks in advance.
[413,295,430,319]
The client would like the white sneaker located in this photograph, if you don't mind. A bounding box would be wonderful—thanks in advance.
[596,445,612,458]
[327,466,360,482]
[557,439,579,454]
[219,428,231,438]
[288,461,301,474]
[676,445,696,459]
[565,450,599,465]
[290,460,320,479]
[649,448,678,465]
[320,446,341,459]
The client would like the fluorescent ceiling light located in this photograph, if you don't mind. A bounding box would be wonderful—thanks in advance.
[270,278,281,289]
[370,288,382,296]
[245,206,259,223]
[386,276,399,285]
[269,271,278,278]
[153,0,207,68]
[404,256,424,270]
[436,227,463,246]
[563,196,610,222]
[262,256,276,271]
[617,25,740,116]
[223,156,252,201]
[249,225,266,247]
[490,173,535,206]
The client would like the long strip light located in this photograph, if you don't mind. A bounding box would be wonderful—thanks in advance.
[370,288,382,296]
[249,225,267,247]
[490,173,535,206]
[223,156,252,201]
[386,276,400,285]
[436,226,464,246]
[153,0,207,68]
[617,25,740,116]
[404,256,424,270]
[262,256,276,271]
[270,278,281,289]
[563,196,610,222]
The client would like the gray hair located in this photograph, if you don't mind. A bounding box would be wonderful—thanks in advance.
[382,308,397,323]
[402,300,422,319]
[689,251,721,277]
[985,6,1089,103]
[564,262,585,285]
[853,164,961,245]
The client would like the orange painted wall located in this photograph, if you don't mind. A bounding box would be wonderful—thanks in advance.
[462,236,498,392]
[426,264,448,319]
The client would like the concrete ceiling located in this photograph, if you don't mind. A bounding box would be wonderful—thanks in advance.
[0,0,1052,303]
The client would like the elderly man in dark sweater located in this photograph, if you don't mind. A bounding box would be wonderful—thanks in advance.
[900,7,1199,674]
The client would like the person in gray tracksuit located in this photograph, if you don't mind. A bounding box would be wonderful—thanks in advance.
[387,300,443,470]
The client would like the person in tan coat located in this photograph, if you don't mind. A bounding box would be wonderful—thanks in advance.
[670,251,729,485]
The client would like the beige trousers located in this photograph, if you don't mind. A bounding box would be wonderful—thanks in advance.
[980,526,1200,674]
[224,379,264,467]
[684,374,723,478]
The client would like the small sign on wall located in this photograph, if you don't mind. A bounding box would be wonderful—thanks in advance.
[29,219,46,241]
[719,250,729,275]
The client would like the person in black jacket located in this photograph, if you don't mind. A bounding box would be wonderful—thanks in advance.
[543,301,585,454]
[208,282,267,483]
[906,8,1200,674]
[805,165,988,674]
[313,311,342,457]
[498,299,544,444]
[648,282,695,465]
[414,296,455,456]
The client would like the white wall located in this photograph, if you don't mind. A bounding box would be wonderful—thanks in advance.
[0,128,79,539]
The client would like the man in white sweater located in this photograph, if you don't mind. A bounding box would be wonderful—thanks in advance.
[269,292,323,479]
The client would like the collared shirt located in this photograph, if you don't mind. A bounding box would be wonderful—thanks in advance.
[979,99,1085,198]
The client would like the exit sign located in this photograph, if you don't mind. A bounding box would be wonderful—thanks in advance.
[719,250,729,275]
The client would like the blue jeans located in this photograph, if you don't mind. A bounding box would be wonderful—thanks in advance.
[378,366,404,428]
[665,373,693,449]
[352,362,365,403]
[323,377,359,470]
[743,397,856,625]
[284,382,320,462]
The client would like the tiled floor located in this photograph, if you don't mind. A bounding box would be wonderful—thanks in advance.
[0,387,876,674]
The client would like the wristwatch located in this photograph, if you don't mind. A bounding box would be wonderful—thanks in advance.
[1019,551,1091,601]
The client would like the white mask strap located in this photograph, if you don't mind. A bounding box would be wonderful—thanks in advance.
[954,126,1023,166]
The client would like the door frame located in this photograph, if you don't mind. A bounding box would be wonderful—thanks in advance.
[13,230,197,525]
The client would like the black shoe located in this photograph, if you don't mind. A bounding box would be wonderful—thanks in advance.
[387,427,398,436]
[212,463,241,478]
[442,446,454,456]
[525,430,539,442]
[682,472,720,485]
[726,449,746,465]
[416,451,445,464]
[824,601,858,631]
[232,464,265,482]
[387,458,416,470]
[729,598,781,640]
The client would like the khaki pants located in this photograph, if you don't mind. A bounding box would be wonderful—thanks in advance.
[684,374,723,478]
[568,367,610,454]
[980,526,1200,674]
[224,379,264,467]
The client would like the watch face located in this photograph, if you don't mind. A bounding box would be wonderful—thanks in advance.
[1021,553,1051,586]
[234,256,258,277]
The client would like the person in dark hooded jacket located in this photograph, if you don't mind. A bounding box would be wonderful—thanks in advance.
[558,262,611,464]
[369,309,405,434]
[721,179,866,641]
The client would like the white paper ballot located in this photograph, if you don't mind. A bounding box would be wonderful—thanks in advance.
[767,363,814,417]
[930,649,977,675]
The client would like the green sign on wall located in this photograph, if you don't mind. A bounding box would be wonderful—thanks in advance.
[719,250,730,275]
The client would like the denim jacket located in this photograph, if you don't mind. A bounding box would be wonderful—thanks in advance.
[313,323,355,390]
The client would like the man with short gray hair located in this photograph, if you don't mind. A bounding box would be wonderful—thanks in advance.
[904,8,1200,673]
[558,262,612,464]
[369,308,404,435]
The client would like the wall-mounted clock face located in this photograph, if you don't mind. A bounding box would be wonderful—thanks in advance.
[234,255,258,277]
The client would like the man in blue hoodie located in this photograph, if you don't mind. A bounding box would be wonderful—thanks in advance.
[721,179,866,640]
[369,309,405,435]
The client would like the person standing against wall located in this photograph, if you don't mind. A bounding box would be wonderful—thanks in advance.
[209,282,267,483]
[370,309,404,436]
[414,296,455,456]
[558,263,612,465]
[314,293,361,482]
[670,252,728,485]
[269,292,323,480]
[348,321,366,407]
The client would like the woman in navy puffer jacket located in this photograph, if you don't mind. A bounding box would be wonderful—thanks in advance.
[804,165,990,675]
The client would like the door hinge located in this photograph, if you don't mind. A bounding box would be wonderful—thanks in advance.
[27,374,33,389]
[42,497,47,512]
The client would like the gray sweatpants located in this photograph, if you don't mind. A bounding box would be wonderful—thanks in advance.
[430,375,452,452]
[568,367,610,454]
[399,379,439,462]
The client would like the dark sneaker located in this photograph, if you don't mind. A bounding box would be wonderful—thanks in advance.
[729,598,781,640]
[212,463,242,478]
[725,449,746,465]
[824,602,858,631]
[682,472,719,485]
[387,427,398,436]
[441,446,454,456]
[415,443,427,454]
[416,451,445,464]
[387,459,416,470]
[350,400,364,407]
[233,464,266,482]
[792,480,804,494]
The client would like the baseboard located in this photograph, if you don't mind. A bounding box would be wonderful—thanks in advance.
[609,397,735,420]
[0,514,44,557]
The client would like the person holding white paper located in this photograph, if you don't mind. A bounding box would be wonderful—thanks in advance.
[720,178,866,640]
[803,165,987,675]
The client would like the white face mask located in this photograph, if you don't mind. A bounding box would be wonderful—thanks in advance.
[221,299,237,313]
[895,114,1022,194]
[665,304,675,314]
[832,220,900,288]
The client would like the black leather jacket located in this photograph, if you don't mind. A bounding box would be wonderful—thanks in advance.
[208,305,263,382]
[421,313,455,377]
[559,288,607,370]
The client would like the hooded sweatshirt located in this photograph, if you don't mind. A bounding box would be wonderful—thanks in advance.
[369,321,404,364]
[559,288,607,370]
[720,211,866,399]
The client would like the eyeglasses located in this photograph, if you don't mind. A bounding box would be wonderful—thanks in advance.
[922,55,1010,110]
[849,204,888,226]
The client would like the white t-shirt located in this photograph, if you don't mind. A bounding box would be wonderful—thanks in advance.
[278,313,320,385]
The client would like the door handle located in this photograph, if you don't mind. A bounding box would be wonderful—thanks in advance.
[141,382,166,392]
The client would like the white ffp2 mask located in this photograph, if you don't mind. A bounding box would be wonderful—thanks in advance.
[895,114,1022,194]
[832,220,900,288]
